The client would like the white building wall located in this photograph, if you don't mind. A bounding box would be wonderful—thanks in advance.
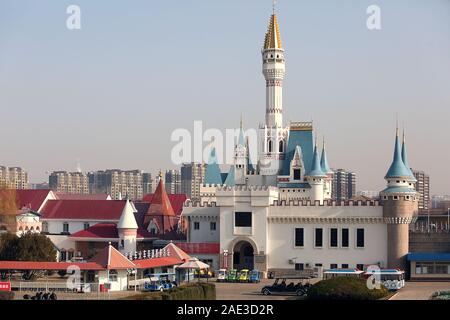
[45,219,118,235]
[267,222,387,270]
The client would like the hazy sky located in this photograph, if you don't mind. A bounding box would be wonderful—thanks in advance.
[0,0,449,194]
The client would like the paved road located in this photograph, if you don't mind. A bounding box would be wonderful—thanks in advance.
[215,279,316,300]
[390,282,450,300]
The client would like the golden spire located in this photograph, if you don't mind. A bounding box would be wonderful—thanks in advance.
[264,12,283,50]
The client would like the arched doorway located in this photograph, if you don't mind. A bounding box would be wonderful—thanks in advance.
[233,241,254,270]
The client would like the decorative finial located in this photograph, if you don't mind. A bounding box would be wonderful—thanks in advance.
[273,0,277,15]
[159,170,163,178]
[323,136,326,150]
[396,114,399,137]
[240,113,243,129]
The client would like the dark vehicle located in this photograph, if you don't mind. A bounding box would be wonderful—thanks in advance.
[261,277,312,296]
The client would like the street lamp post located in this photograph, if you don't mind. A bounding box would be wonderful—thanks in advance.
[447,208,449,233]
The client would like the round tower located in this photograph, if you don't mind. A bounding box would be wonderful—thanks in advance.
[306,141,326,203]
[117,198,138,254]
[258,11,288,177]
[380,128,419,270]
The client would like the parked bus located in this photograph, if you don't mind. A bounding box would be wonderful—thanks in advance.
[364,269,405,290]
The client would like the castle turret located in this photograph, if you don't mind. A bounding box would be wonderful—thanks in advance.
[258,11,288,178]
[401,130,417,188]
[235,118,248,185]
[306,140,326,203]
[381,127,419,270]
[117,198,138,254]
[320,138,334,200]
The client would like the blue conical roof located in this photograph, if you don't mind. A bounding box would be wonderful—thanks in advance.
[401,132,417,182]
[204,148,224,185]
[223,166,236,186]
[385,129,414,178]
[320,140,333,174]
[308,143,326,177]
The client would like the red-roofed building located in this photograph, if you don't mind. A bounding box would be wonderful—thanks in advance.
[144,179,183,240]
[55,193,112,201]
[174,242,220,270]
[0,189,56,213]
[0,243,191,291]
[0,189,56,236]
[142,194,187,216]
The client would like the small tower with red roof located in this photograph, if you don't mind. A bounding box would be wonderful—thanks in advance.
[117,198,138,254]
[144,174,179,239]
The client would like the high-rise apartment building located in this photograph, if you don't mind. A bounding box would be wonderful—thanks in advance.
[332,169,356,201]
[181,163,206,201]
[0,166,29,189]
[165,170,181,194]
[413,170,430,211]
[88,169,144,200]
[142,172,153,195]
[49,171,89,194]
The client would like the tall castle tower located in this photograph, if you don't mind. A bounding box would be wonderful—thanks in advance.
[381,127,419,270]
[259,11,289,180]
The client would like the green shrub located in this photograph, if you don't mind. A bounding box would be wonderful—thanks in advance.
[0,291,14,300]
[307,277,390,301]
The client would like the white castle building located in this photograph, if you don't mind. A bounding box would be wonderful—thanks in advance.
[182,11,419,276]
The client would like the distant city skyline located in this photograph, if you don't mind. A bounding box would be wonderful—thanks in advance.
[1,0,449,194]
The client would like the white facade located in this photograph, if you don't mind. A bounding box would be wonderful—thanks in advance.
[184,186,388,276]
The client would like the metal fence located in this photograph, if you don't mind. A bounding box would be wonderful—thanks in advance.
[13,282,100,293]
[410,222,450,233]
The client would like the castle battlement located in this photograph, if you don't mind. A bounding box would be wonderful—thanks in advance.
[216,185,276,192]
[184,200,218,208]
[271,199,381,207]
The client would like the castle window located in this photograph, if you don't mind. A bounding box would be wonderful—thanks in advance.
[393,196,399,200]
[330,228,338,248]
[357,264,364,271]
[194,222,200,230]
[314,228,323,248]
[278,140,284,153]
[295,263,304,271]
[294,169,301,180]
[341,264,349,269]
[330,264,338,269]
[383,196,388,200]
[295,228,304,247]
[341,228,349,248]
[235,212,252,227]
[83,222,90,230]
[268,139,273,152]
[356,229,365,248]
[62,222,69,234]
[210,222,216,231]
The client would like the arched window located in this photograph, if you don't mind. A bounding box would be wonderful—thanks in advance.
[279,140,284,153]
[268,139,273,153]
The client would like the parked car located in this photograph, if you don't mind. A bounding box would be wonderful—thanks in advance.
[249,270,261,283]
[226,269,238,282]
[238,269,250,282]
[216,269,227,282]
[261,277,312,296]
[144,277,165,292]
